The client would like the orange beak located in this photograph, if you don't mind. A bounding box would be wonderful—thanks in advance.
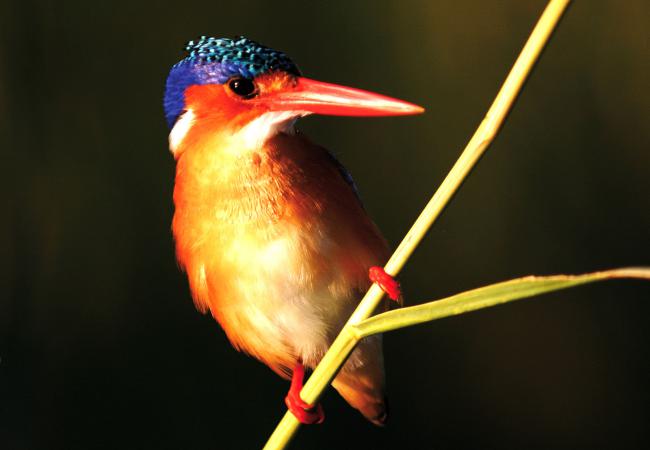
[259,77,425,117]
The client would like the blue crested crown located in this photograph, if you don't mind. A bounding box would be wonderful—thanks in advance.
[164,36,301,127]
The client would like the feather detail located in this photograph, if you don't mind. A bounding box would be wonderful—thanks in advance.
[332,335,388,425]
[169,109,195,156]
[236,110,307,150]
[171,120,390,420]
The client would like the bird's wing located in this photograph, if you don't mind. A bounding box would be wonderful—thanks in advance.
[323,149,364,206]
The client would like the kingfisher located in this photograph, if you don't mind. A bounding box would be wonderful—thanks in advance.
[164,36,423,425]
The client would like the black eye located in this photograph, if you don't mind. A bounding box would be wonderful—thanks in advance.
[228,77,258,99]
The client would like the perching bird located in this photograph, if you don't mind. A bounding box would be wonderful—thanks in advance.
[164,36,423,425]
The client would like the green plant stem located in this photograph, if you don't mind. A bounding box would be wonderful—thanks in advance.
[263,1,572,448]
[352,268,650,338]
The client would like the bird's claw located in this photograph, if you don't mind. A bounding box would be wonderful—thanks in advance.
[369,266,402,302]
[285,390,325,424]
[285,363,324,424]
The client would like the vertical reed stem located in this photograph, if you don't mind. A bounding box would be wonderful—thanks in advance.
[264,1,572,448]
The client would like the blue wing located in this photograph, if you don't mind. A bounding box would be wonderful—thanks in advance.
[324,150,364,206]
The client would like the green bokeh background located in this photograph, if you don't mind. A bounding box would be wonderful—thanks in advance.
[1,1,648,449]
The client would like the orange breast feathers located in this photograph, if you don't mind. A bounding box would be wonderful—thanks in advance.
[171,125,390,374]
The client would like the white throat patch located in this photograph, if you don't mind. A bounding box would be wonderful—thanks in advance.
[236,110,309,149]
[169,109,195,156]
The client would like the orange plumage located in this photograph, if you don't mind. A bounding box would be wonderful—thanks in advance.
[165,37,423,425]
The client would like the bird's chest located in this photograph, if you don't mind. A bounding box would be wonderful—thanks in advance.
[172,146,360,368]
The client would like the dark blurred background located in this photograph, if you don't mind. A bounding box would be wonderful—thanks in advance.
[1,0,648,449]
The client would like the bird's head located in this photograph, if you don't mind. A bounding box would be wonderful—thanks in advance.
[164,36,424,155]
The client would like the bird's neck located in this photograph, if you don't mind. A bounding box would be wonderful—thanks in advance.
[170,110,316,221]
[170,109,303,158]
[173,127,290,226]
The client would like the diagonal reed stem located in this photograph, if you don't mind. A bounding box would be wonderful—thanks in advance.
[263,1,572,448]
[351,268,650,338]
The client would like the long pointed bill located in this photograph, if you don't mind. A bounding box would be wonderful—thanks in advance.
[263,77,425,117]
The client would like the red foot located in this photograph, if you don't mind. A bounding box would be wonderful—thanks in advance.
[285,363,324,424]
[369,266,402,302]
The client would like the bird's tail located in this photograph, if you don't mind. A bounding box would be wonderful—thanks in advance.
[331,336,388,426]
[332,373,388,425]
